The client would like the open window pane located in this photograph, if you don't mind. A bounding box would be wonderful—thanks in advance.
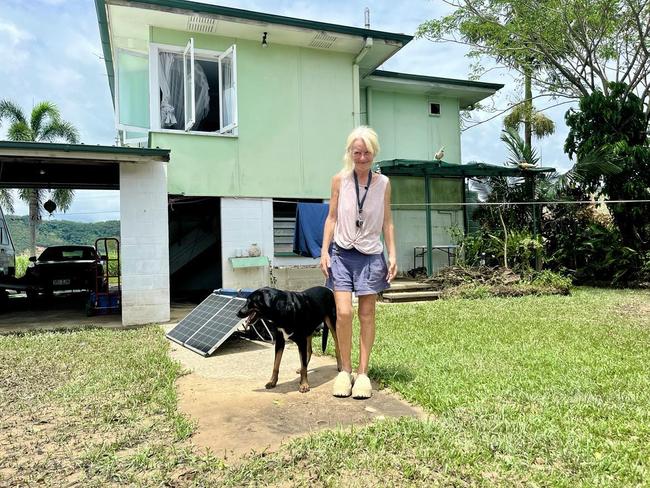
[219,45,237,133]
[183,38,195,131]
[116,49,149,131]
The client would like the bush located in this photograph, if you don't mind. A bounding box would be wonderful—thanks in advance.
[15,254,30,278]
[530,270,573,294]
[452,227,542,272]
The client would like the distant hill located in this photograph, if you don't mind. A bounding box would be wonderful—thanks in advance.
[5,215,120,254]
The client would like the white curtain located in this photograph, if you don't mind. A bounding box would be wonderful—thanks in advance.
[158,52,178,128]
[159,52,210,130]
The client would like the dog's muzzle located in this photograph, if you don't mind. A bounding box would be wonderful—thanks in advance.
[237,307,258,327]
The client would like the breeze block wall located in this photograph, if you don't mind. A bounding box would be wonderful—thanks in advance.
[119,161,170,325]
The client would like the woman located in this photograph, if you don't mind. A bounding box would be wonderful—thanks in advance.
[320,126,397,399]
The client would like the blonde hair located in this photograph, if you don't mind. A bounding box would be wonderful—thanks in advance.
[342,126,380,172]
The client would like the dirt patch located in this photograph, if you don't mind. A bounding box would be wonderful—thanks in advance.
[168,332,425,459]
[614,299,650,325]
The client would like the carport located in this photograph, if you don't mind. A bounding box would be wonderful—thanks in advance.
[0,141,171,326]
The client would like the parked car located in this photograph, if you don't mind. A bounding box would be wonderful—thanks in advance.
[0,206,16,280]
[25,245,105,298]
[0,207,16,308]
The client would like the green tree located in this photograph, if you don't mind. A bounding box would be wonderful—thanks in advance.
[564,82,650,252]
[0,100,79,256]
[418,1,650,111]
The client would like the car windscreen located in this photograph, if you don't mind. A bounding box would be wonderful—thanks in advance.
[39,248,96,261]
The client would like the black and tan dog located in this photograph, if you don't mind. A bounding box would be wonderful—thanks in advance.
[236,286,340,393]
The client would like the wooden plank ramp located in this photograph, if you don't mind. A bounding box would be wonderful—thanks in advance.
[381,279,441,303]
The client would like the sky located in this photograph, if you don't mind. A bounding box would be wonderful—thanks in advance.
[0,0,574,222]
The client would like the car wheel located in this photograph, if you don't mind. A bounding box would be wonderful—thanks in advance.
[85,297,96,317]
[26,289,38,304]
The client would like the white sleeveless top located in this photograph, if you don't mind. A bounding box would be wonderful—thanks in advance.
[334,171,388,255]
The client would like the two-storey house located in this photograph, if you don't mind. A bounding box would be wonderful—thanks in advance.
[95,0,503,296]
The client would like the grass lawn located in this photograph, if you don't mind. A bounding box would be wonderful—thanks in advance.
[1,288,649,486]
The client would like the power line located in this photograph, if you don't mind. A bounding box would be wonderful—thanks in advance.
[391,199,650,207]
[234,196,650,207]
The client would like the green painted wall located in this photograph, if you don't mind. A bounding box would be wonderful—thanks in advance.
[365,88,461,164]
[148,28,354,198]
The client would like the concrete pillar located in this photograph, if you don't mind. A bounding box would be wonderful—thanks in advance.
[220,197,273,290]
[119,161,170,325]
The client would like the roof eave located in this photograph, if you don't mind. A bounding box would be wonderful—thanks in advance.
[106,0,413,44]
[0,141,170,162]
[370,70,504,91]
[95,0,115,104]
[365,70,504,107]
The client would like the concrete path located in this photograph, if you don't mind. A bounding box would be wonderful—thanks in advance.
[167,329,424,459]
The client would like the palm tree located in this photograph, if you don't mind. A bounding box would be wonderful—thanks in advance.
[503,100,556,149]
[0,100,79,256]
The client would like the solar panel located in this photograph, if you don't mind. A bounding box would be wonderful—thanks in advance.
[166,293,247,356]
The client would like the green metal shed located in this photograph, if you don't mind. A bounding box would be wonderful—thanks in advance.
[376,159,555,274]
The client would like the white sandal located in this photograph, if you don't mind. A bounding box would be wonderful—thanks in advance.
[352,373,372,399]
[332,371,352,397]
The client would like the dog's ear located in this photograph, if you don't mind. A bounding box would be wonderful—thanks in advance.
[259,288,273,310]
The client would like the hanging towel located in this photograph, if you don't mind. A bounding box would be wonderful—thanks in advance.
[293,203,329,258]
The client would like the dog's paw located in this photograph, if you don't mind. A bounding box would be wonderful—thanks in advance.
[265,381,277,389]
[299,384,310,393]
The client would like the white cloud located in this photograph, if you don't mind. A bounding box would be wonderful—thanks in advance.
[0,20,32,42]
[0,20,33,71]
[64,32,104,66]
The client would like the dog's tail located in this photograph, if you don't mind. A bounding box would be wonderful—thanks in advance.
[321,322,329,352]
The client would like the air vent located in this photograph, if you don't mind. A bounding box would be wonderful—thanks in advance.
[187,15,217,33]
[309,32,337,49]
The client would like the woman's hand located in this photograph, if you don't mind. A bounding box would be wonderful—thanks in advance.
[320,252,331,278]
[386,256,397,282]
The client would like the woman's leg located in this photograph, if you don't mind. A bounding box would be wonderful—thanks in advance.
[334,291,354,373]
[357,294,377,375]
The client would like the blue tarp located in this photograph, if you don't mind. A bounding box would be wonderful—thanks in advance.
[293,202,329,258]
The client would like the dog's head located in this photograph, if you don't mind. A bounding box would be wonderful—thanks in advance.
[236,287,275,325]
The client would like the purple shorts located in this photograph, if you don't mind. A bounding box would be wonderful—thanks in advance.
[326,244,390,296]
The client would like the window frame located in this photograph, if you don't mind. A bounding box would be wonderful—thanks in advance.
[149,41,238,137]
[182,38,196,131]
[428,101,441,117]
[218,44,238,134]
